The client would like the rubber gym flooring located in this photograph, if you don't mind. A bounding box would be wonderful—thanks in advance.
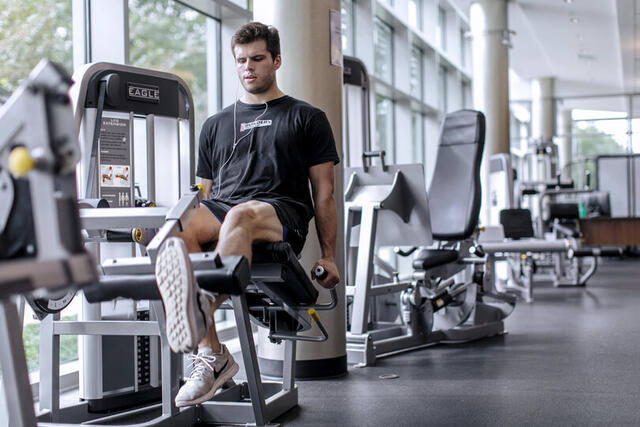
[269,259,640,426]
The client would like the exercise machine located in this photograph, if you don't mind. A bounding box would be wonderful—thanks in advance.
[343,107,515,366]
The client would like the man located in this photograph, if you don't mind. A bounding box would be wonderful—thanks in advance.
[155,22,341,407]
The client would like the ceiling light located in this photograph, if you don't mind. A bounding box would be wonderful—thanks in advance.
[569,17,579,24]
[564,0,573,3]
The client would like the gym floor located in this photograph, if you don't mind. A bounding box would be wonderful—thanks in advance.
[268,259,640,426]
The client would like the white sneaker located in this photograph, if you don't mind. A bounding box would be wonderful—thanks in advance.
[175,345,239,407]
[155,237,211,353]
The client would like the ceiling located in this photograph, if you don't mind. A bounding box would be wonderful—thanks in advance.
[452,0,634,108]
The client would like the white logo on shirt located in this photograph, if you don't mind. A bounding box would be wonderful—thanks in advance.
[240,119,272,132]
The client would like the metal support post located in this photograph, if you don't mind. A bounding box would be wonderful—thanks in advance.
[231,294,267,426]
[350,204,379,335]
[0,299,37,427]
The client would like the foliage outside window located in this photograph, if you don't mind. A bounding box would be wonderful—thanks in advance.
[375,94,395,163]
[129,0,212,138]
[410,45,423,98]
[374,18,393,84]
[341,0,354,57]
[572,118,628,187]
[0,0,72,100]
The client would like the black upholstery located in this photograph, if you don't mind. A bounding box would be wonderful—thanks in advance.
[428,110,485,240]
[500,209,535,239]
[83,242,317,307]
[253,242,319,306]
[412,249,459,270]
[548,203,579,220]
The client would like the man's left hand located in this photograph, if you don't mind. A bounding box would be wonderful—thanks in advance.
[311,259,340,289]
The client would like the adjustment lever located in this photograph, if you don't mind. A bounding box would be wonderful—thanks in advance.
[394,246,418,257]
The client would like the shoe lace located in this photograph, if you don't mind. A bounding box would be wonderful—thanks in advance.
[186,353,217,381]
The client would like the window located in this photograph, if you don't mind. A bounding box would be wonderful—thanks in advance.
[0,0,74,372]
[0,0,73,98]
[412,111,424,162]
[129,0,216,140]
[373,18,394,84]
[460,28,467,67]
[410,45,423,99]
[341,0,355,56]
[380,0,395,7]
[461,80,470,108]
[573,111,629,186]
[438,65,448,112]
[437,6,447,51]
[376,95,395,163]
[408,0,423,30]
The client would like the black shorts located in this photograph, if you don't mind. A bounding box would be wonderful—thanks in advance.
[201,198,308,255]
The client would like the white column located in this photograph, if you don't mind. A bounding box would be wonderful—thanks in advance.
[531,77,556,141]
[557,109,573,179]
[253,0,347,377]
[470,0,510,224]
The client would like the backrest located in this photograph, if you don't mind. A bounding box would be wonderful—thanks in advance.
[428,110,485,240]
[500,208,535,239]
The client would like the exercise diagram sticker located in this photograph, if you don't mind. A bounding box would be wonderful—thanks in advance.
[98,117,132,207]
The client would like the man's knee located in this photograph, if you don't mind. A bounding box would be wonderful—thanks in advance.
[224,201,264,228]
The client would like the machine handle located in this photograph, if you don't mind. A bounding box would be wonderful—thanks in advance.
[362,150,387,172]
[394,246,417,257]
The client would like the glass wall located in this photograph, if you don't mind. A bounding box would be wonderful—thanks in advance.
[0,0,75,374]
[341,0,355,56]
[408,0,423,31]
[410,45,423,98]
[437,6,447,51]
[373,18,394,84]
[375,95,395,163]
[412,111,424,162]
[129,0,215,138]
[0,0,73,99]
[438,65,448,112]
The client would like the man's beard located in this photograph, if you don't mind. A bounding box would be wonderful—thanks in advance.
[242,74,275,94]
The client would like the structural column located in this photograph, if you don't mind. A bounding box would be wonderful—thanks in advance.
[557,109,573,180]
[531,77,556,141]
[253,0,347,378]
[470,0,510,224]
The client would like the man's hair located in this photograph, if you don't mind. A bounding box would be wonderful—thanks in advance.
[231,22,280,60]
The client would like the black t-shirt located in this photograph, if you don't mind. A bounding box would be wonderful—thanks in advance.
[196,95,340,227]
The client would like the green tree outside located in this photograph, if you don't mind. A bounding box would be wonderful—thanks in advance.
[0,0,73,97]
[572,124,626,187]
[129,0,210,136]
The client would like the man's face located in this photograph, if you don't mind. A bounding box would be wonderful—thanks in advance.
[234,39,281,95]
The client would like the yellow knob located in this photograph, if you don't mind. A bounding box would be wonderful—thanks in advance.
[195,184,205,194]
[307,308,321,323]
[8,147,36,177]
[134,228,143,242]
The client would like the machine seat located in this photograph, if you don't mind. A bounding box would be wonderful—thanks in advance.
[412,249,459,270]
[549,203,579,220]
[252,242,319,307]
[83,242,317,306]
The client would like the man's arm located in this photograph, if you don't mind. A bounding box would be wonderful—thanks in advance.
[309,161,340,289]
[198,178,213,199]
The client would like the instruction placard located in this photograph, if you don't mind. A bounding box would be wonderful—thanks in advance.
[99,117,132,207]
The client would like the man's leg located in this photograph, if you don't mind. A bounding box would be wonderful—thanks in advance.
[199,200,283,352]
